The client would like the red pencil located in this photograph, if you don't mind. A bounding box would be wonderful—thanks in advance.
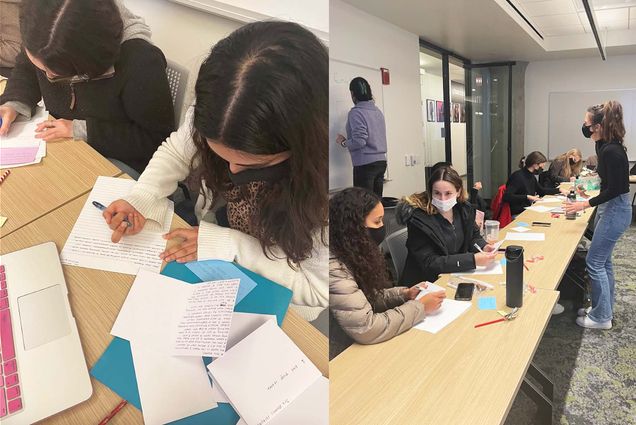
[98,400,128,425]
[474,318,506,328]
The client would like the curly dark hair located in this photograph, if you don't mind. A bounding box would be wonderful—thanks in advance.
[330,187,391,301]
[191,21,328,266]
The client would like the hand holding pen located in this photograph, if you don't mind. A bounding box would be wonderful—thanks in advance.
[97,199,146,243]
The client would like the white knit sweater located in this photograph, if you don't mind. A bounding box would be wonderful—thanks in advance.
[124,107,328,321]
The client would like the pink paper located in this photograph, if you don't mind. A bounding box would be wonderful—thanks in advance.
[0,147,39,166]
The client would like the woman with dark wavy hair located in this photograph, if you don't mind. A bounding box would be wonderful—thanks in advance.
[330,187,445,358]
[565,101,631,330]
[102,21,328,320]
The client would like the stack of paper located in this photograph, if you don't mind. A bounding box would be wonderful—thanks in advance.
[208,320,328,425]
[0,107,48,168]
[61,176,174,274]
[111,269,241,424]
[504,232,545,241]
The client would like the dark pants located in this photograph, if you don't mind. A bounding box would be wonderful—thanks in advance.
[353,160,387,197]
[0,67,13,78]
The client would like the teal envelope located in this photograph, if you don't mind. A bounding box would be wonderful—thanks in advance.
[90,260,293,424]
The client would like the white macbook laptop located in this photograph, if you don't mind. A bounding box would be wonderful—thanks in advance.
[0,242,92,424]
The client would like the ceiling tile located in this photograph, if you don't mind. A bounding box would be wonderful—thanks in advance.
[519,0,577,17]
[533,12,582,27]
[542,24,587,36]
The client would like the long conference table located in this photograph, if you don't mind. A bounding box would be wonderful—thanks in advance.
[0,82,328,424]
[331,191,596,425]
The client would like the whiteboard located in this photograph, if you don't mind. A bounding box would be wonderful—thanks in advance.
[548,89,636,160]
[168,0,328,42]
[329,59,384,191]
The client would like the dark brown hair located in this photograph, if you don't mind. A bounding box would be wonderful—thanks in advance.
[330,188,390,301]
[587,101,626,146]
[20,0,123,78]
[519,151,547,169]
[191,21,328,265]
[403,165,467,215]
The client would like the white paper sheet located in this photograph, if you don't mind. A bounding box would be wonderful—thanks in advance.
[208,321,322,425]
[413,299,471,334]
[415,283,446,299]
[505,232,545,241]
[131,343,218,425]
[451,261,503,276]
[510,226,531,233]
[60,176,173,274]
[524,205,558,213]
[111,269,239,357]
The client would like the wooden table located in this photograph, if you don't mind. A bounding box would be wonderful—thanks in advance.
[331,274,559,425]
[1,192,327,424]
[331,191,597,425]
[0,139,122,237]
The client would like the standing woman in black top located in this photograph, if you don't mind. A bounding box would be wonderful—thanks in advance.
[0,0,174,174]
[503,151,569,216]
[565,101,631,330]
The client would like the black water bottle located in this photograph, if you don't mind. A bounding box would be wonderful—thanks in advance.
[506,245,524,308]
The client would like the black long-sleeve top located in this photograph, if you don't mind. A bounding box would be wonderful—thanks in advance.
[503,168,560,215]
[589,140,629,207]
[0,39,175,173]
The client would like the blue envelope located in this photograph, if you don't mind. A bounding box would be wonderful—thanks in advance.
[90,261,293,424]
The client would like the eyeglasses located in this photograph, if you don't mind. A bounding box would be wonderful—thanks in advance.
[45,69,115,84]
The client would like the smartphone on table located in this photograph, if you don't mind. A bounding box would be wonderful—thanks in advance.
[454,283,475,301]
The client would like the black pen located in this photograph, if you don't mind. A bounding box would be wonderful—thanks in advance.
[92,201,132,227]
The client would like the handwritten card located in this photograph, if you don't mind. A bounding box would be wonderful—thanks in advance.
[174,280,237,357]
[111,269,239,358]
[208,320,322,425]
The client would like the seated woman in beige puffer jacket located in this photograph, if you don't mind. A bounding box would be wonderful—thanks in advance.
[329,187,446,359]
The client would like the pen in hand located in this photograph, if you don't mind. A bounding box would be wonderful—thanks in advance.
[92,201,132,227]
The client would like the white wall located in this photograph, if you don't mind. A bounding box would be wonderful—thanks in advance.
[525,54,636,156]
[123,0,242,122]
[525,54,636,200]
[330,0,426,198]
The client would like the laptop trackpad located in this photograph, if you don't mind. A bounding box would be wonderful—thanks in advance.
[18,285,72,350]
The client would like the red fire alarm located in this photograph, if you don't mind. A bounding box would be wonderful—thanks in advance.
[381,68,390,85]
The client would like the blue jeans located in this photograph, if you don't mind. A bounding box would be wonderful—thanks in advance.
[586,193,632,322]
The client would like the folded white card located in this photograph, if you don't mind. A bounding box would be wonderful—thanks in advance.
[505,232,545,242]
[131,343,217,425]
[208,321,322,425]
[111,269,239,357]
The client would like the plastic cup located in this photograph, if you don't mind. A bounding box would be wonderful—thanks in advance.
[484,220,500,244]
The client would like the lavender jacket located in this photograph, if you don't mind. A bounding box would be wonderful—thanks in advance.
[345,100,387,166]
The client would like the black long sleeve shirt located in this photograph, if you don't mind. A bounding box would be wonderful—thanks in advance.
[589,140,629,207]
[0,39,175,173]
[503,168,560,215]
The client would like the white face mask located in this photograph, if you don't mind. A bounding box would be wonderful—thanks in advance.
[432,196,457,212]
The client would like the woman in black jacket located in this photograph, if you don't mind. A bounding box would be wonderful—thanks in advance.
[504,151,569,216]
[398,165,497,285]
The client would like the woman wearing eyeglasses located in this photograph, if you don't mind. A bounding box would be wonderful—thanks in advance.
[0,0,174,175]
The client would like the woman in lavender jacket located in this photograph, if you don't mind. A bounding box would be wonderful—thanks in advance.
[336,77,387,197]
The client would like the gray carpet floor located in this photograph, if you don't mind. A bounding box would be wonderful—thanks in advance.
[504,223,636,425]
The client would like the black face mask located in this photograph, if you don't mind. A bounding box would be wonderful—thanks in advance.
[581,123,593,139]
[532,167,543,175]
[227,159,290,186]
[367,226,386,246]
[569,158,577,166]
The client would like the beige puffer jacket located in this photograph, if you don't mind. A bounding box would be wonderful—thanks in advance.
[329,257,425,359]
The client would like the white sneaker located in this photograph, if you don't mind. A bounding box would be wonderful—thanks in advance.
[552,303,565,315]
[576,315,612,329]
[577,306,592,317]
